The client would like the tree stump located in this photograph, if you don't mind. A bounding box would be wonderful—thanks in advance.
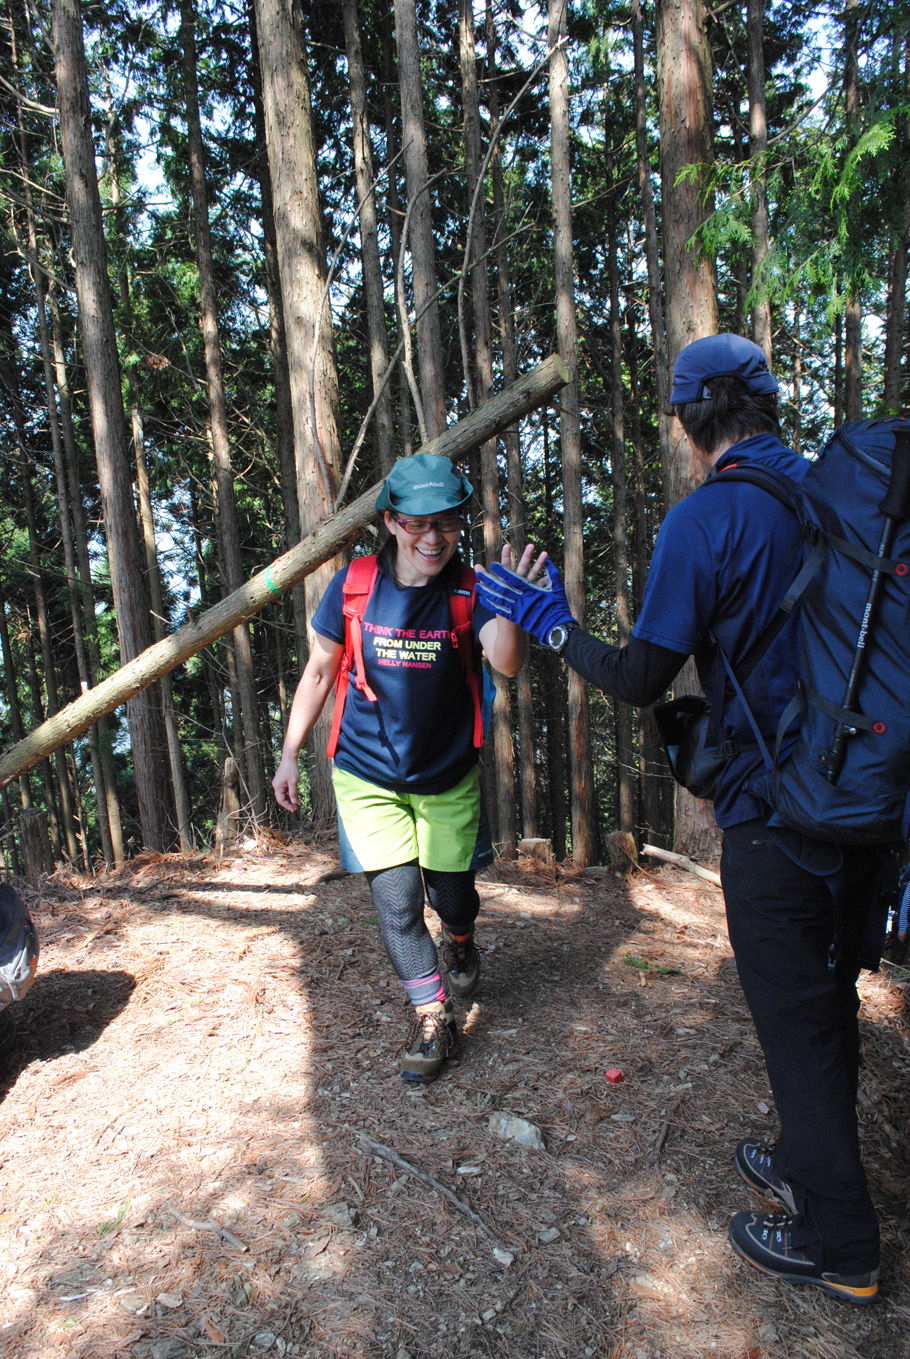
[18,808,54,879]
[215,757,242,851]
[518,837,553,863]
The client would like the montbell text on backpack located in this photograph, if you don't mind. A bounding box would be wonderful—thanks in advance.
[326,555,484,759]
[695,419,910,847]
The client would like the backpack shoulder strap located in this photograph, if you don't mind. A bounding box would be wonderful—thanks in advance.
[703,461,821,689]
[450,564,484,748]
[326,555,379,759]
[708,460,803,514]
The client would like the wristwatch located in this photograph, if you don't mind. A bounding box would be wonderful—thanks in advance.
[546,623,575,655]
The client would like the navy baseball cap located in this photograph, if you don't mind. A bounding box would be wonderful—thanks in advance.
[670,334,779,404]
[376,453,473,516]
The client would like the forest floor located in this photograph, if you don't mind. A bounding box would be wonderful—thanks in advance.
[2,834,910,1359]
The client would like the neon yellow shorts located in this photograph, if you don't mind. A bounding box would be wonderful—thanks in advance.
[332,765,491,874]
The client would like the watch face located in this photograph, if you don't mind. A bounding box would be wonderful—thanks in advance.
[548,625,569,652]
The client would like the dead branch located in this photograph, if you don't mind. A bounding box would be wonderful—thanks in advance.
[355,1132,514,1260]
[641,843,721,887]
[166,1205,247,1252]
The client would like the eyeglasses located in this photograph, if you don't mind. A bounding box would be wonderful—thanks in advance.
[392,513,464,535]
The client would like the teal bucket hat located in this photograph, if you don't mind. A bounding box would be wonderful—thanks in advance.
[376,453,473,516]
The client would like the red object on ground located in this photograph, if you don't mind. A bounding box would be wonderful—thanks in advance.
[605,1067,624,1084]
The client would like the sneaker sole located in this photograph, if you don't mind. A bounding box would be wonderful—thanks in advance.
[728,1228,879,1305]
[734,1148,797,1214]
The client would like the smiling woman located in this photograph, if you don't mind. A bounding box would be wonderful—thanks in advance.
[270,453,535,1085]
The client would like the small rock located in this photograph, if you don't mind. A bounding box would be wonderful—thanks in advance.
[492,1247,514,1267]
[323,1202,359,1230]
[538,1227,561,1245]
[131,1341,188,1359]
[155,1292,183,1309]
[251,1332,279,1350]
[118,1292,147,1315]
[487,1111,545,1151]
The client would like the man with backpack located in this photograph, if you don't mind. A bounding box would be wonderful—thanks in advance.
[476,334,887,1304]
[272,454,535,1083]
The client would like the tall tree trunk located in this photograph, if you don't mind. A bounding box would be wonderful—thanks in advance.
[247,0,309,678]
[747,0,772,361]
[631,0,672,509]
[52,0,174,850]
[47,280,124,863]
[843,0,862,422]
[0,589,34,812]
[542,417,566,859]
[550,0,597,866]
[459,0,515,855]
[17,445,80,862]
[655,0,720,862]
[342,0,395,477]
[487,0,537,838]
[603,80,635,838]
[180,0,267,824]
[7,11,115,866]
[882,30,909,415]
[381,7,413,457]
[252,0,346,823]
[104,83,194,854]
[625,296,673,846]
[394,0,446,439]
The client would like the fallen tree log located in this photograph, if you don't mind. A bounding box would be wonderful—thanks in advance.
[641,843,721,887]
[0,355,569,792]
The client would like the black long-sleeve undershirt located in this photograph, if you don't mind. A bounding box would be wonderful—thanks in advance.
[561,627,688,707]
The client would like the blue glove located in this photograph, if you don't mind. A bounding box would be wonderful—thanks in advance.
[474,558,576,645]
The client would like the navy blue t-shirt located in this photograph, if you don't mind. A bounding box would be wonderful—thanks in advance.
[633,433,808,826]
[313,556,494,795]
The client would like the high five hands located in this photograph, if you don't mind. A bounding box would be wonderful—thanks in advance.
[477,548,577,646]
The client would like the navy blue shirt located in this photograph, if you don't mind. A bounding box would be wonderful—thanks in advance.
[632,432,808,825]
[313,555,493,795]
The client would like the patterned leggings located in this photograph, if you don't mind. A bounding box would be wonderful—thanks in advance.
[365,860,479,981]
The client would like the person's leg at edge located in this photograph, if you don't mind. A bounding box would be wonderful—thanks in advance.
[424,868,481,997]
[365,861,457,1081]
[721,819,879,1277]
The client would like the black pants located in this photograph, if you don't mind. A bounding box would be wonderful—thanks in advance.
[721,819,880,1274]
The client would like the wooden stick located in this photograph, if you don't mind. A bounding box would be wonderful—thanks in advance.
[641,844,721,887]
[166,1205,247,1251]
[355,1132,514,1260]
[0,356,569,790]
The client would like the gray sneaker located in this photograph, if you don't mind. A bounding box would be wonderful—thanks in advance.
[400,1001,458,1083]
[441,928,480,998]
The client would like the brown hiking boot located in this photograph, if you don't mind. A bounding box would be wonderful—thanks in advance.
[400,1001,458,1083]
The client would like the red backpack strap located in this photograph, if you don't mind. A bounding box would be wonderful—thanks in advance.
[450,564,484,749]
[326,555,379,759]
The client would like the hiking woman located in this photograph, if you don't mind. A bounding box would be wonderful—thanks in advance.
[272,454,535,1082]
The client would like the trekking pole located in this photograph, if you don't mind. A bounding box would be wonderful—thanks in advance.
[823,430,910,784]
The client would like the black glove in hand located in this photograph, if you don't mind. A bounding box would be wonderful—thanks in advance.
[474,559,576,645]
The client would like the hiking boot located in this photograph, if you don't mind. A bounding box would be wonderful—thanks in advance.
[729,1211,879,1305]
[400,1001,458,1083]
[441,927,480,998]
[734,1138,797,1213]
